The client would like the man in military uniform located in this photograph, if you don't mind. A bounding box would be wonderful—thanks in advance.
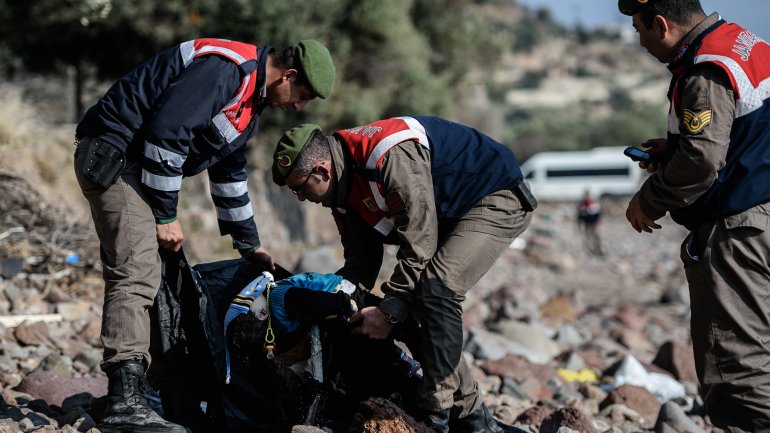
[619,0,770,431]
[74,39,335,433]
[270,116,535,433]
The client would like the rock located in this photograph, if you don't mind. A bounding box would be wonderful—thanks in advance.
[14,321,54,347]
[613,328,656,359]
[651,341,698,384]
[600,384,661,428]
[73,349,102,372]
[480,355,556,388]
[615,304,647,331]
[555,325,584,347]
[540,295,578,323]
[33,353,71,377]
[660,284,689,305]
[348,397,434,433]
[55,301,92,321]
[0,418,21,433]
[292,426,326,433]
[14,371,107,407]
[490,320,561,363]
[467,327,552,363]
[578,383,607,402]
[0,341,28,359]
[514,405,552,428]
[539,407,597,433]
[654,401,706,433]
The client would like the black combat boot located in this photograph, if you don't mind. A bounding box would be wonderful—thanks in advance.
[450,402,508,433]
[99,361,187,433]
[412,407,450,433]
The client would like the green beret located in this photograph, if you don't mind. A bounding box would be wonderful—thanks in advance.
[272,123,323,186]
[295,39,335,99]
[618,0,657,15]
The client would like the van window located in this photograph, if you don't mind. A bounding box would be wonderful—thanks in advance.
[524,171,534,179]
[545,167,630,178]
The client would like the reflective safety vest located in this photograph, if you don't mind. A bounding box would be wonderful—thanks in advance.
[334,116,524,235]
[180,38,264,143]
[667,21,770,228]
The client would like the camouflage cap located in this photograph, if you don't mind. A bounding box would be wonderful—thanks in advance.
[272,123,323,186]
[295,40,335,99]
[618,0,657,16]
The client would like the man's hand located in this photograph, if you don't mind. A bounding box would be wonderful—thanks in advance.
[640,138,668,173]
[348,306,392,339]
[243,246,275,270]
[156,220,184,251]
[626,193,662,233]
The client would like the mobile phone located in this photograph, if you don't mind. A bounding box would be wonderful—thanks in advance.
[624,146,656,163]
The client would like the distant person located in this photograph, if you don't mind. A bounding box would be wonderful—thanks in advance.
[73,38,335,433]
[577,190,603,256]
[618,0,770,430]
[270,116,536,433]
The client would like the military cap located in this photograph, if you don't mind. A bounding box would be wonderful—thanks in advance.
[618,0,657,16]
[272,123,323,186]
[294,40,335,99]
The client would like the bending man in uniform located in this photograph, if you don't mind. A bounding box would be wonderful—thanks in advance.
[270,116,535,433]
[619,0,770,431]
[74,38,335,433]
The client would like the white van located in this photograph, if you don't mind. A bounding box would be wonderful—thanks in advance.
[520,146,644,202]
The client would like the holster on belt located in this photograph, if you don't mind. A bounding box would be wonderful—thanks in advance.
[512,181,538,212]
[81,137,126,188]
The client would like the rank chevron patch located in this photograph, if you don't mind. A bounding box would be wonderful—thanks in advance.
[683,109,713,134]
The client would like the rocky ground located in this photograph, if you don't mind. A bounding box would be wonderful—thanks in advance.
[0,170,715,433]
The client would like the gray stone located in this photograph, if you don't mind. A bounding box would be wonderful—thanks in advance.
[491,319,561,363]
[654,401,706,433]
[73,349,101,372]
[33,353,71,377]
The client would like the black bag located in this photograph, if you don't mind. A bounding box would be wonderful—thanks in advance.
[154,249,298,433]
[81,137,126,188]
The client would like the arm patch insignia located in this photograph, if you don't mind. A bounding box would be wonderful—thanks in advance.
[682,109,712,134]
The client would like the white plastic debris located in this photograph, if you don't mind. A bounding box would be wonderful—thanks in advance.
[613,354,691,404]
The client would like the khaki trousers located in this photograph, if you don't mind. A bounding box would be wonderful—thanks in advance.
[683,202,770,433]
[413,188,531,417]
[74,137,161,371]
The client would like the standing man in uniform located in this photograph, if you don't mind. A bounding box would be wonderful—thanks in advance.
[619,1,770,431]
[74,38,335,433]
[270,116,536,432]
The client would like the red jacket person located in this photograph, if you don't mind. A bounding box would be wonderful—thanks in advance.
[271,116,535,433]
[74,38,334,433]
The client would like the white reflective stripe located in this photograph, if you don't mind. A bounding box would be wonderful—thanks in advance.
[180,41,195,67]
[367,129,428,169]
[213,112,240,143]
[373,217,395,236]
[210,180,248,198]
[369,180,388,212]
[217,203,254,222]
[668,105,680,133]
[144,142,186,168]
[142,170,182,192]
[222,75,250,111]
[694,54,770,117]
[194,45,247,65]
[395,116,430,150]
